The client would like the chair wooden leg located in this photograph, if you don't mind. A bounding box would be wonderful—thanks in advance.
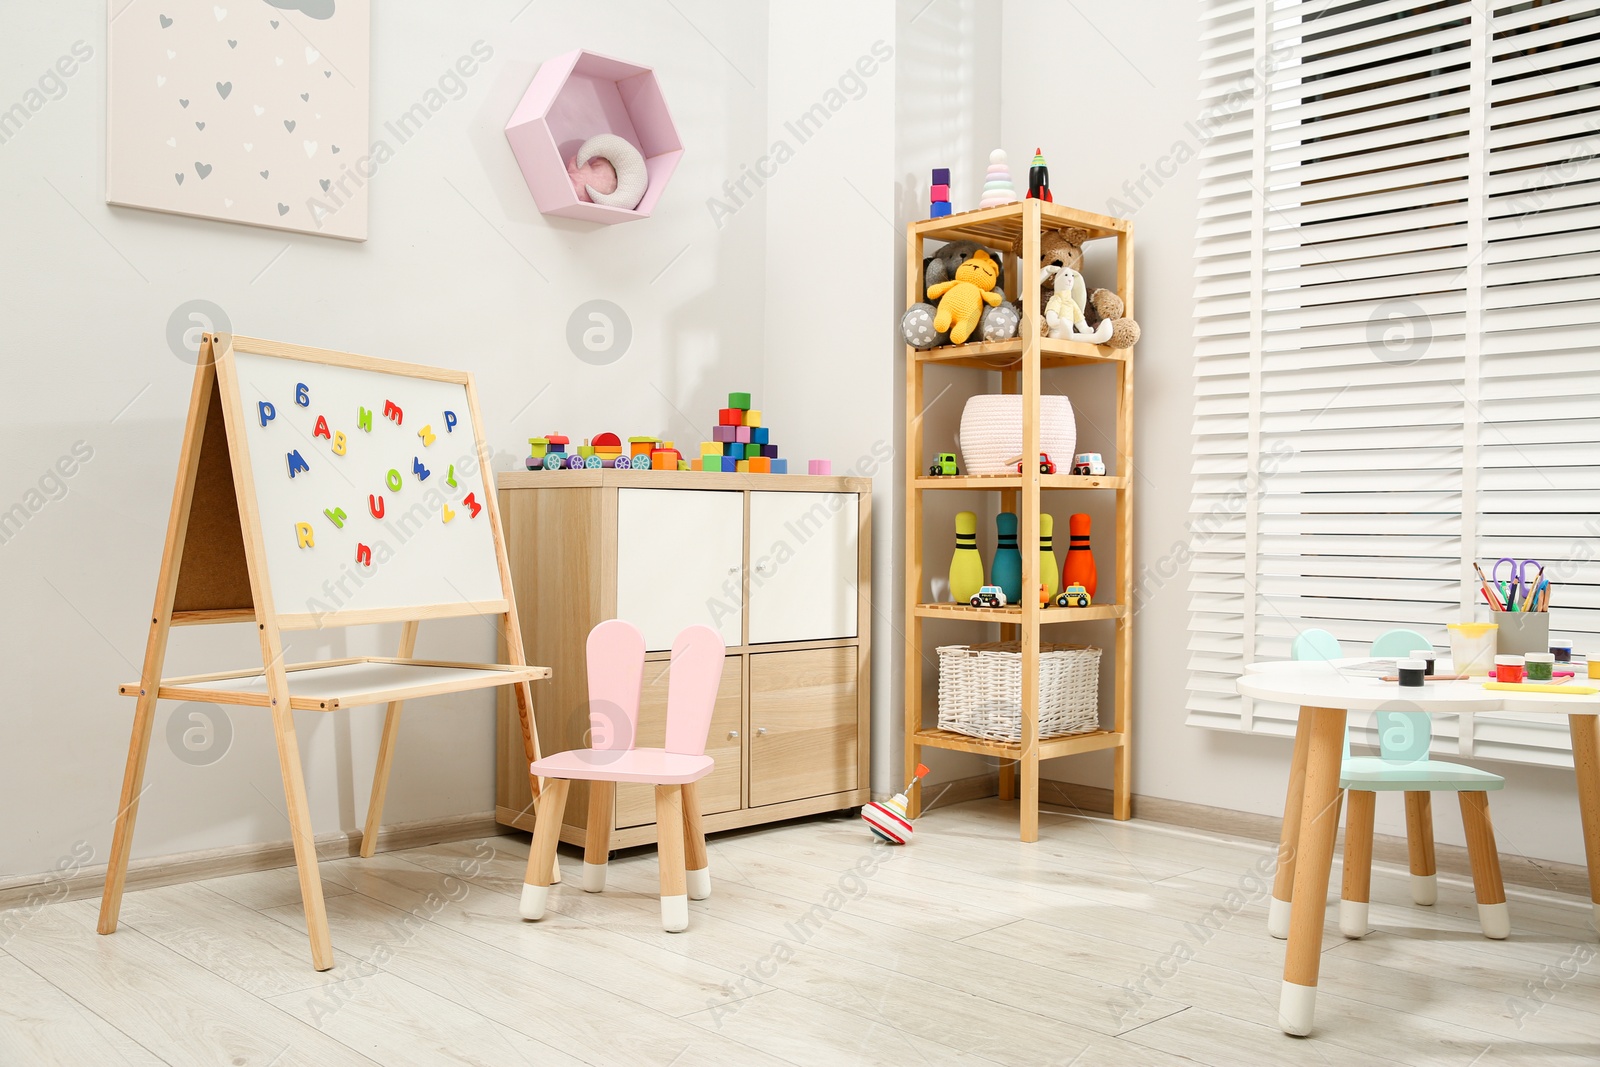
[1279,705,1346,1036]
[1339,790,1376,939]
[656,785,689,932]
[1270,707,1314,938]
[682,781,710,901]
[582,782,613,893]
[520,778,569,921]
[1569,715,1600,935]
[1460,790,1510,939]
[1405,790,1437,905]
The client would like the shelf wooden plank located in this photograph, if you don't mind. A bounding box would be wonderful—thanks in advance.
[908,201,1127,245]
[913,602,1126,623]
[915,474,1127,491]
[913,727,1124,760]
[913,336,1127,369]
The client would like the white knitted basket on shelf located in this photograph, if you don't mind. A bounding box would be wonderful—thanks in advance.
[936,642,1102,741]
[957,394,1076,475]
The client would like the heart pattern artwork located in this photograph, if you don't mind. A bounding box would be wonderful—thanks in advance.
[107,0,372,239]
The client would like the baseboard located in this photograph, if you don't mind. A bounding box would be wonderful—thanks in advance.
[0,812,500,913]
[1032,779,1593,900]
[920,771,1001,813]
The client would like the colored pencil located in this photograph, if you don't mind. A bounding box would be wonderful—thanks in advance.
[1522,566,1545,613]
[1472,562,1504,611]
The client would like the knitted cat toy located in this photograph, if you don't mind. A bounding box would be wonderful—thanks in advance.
[927,249,1003,345]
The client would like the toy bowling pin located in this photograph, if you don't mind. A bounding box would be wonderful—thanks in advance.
[992,512,1022,604]
[1064,512,1096,598]
[949,511,984,603]
[1039,513,1060,599]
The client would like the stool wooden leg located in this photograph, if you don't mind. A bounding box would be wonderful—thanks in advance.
[1279,705,1346,1036]
[656,785,689,932]
[1269,706,1314,939]
[582,782,613,893]
[1339,790,1376,939]
[519,778,569,921]
[1405,790,1437,905]
[1460,790,1510,939]
[682,781,710,901]
[1570,715,1600,936]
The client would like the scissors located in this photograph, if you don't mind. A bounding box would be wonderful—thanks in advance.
[1492,557,1542,606]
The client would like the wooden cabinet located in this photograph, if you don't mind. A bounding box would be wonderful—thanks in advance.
[496,469,871,850]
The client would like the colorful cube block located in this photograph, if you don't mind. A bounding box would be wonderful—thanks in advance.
[701,440,722,455]
[724,442,739,456]
[761,444,778,458]
[808,459,832,475]
[720,456,738,472]
[712,425,736,443]
[744,442,762,459]
[930,184,950,201]
[719,408,741,426]
[736,460,750,473]
[745,409,762,428]
[751,427,769,444]
[735,426,752,443]
[749,457,771,473]
[930,201,952,218]
[932,167,950,185]
[771,458,788,474]
[728,392,751,410]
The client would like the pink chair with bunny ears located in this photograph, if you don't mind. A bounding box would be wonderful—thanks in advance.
[520,620,724,932]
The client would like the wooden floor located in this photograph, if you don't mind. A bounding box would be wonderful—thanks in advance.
[5,797,1599,1066]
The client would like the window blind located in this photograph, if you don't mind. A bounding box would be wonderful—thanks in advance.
[1188,0,1600,766]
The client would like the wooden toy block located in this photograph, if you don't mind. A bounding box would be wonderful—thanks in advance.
[771,458,788,474]
[728,392,751,410]
[718,408,741,426]
[629,435,658,456]
[592,431,622,452]
[736,460,750,473]
[735,426,752,443]
[932,167,950,185]
[751,427,769,444]
[700,440,722,454]
[723,442,739,456]
[651,448,681,471]
[930,201,953,218]
[677,459,690,471]
[744,442,762,459]
[577,444,595,458]
[712,425,736,443]
[761,444,778,458]
[930,184,950,201]
[745,409,762,427]
[721,456,738,472]
[808,459,831,475]
[749,457,771,473]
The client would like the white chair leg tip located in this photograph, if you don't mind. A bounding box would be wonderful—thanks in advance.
[582,862,607,894]
[686,867,711,901]
[1479,901,1511,940]
[1411,873,1437,906]
[1278,981,1318,1037]
[518,883,549,921]
[1338,899,1369,940]
[1267,896,1292,940]
[661,894,689,933]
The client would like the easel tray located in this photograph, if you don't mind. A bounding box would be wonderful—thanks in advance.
[119,657,551,711]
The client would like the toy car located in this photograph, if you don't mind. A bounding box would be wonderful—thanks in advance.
[969,584,1008,608]
[1018,453,1055,474]
[1072,452,1106,476]
[1056,583,1091,608]
[929,452,959,476]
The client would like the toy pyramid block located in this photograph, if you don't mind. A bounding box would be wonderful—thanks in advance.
[930,201,953,218]
[712,424,736,443]
[728,392,751,410]
[751,427,769,444]
[745,409,762,427]
[744,442,762,459]
[735,426,752,443]
[748,457,771,473]
[760,444,778,458]
[771,458,788,474]
[736,459,750,473]
[677,459,690,470]
[723,442,739,456]
[720,455,738,472]
[700,440,722,455]
[931,167,950,186]
[718,408,741,426]
[930,184,950,201]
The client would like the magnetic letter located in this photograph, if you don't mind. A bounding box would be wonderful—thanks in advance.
[295,522,314,548]
[258,401,275,427]
[287,449,310,478]
[355,543,372,566]
[369,494,385,518]
[324,506,346,528]
[463,491,481,518]
[413,457,430,481]
[313,415,331,439]
[386,469,402,492]
[357,406,372,432]
[295,383,309,407]
[383,400,403,425]
[332,431,347,456]
[446,465,457,488]
[441,503,455,524]
[444,410,457,433]
[418,424,436,447]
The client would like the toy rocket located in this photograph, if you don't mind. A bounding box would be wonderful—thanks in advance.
[1026,148,1052,202]
[862,764,930,844]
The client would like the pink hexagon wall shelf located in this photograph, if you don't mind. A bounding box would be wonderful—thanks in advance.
[505,49,682,224]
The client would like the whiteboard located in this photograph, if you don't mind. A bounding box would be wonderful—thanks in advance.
[227,347,505,621]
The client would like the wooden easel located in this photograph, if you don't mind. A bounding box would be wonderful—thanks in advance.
[97,333,551,970]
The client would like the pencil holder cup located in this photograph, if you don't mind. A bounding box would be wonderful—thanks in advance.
[1448,622,1498,677]
[1496,612,1550,658]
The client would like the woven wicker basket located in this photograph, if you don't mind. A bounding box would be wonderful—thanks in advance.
[958,394,1076,475]
[936,641,1102,741]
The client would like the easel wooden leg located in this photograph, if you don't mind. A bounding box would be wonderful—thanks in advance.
[1020,748,1040,843]
[1568,715,1600,936]
[360,621,418,859]
[1459,790,1509,939]
[682,780,710,901]
[655,785,689,932]
[97,691,161,934]
[1269,705,1314,939]
[582,781,613,893]
[1279,705,1346,1036]
[1339,789,1375,939]
[269,705,334,970]
[1404,790,1437,905]
[519,778,569,921]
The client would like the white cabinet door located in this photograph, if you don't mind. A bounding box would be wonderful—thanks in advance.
[747,492,859,644]
[616,489,744,651]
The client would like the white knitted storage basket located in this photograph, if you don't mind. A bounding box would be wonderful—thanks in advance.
[958,394,1076,475]
[936,641,1102,741]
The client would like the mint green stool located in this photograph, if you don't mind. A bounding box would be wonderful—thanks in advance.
[1276,628,1509,941]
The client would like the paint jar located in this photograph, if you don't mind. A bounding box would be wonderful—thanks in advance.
[1449,623,1499,677]
[1589,659,1600,681]
[1494,655,1525,683]
[1410,646,1436,676]
[1525,652,1555,682]
[1398,658,1427,687]
[1550,639,1573,663]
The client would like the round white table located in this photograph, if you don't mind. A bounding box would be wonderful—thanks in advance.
[1236,660,1600,1037]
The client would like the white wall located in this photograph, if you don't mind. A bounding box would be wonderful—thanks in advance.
[1000,0,1588,865]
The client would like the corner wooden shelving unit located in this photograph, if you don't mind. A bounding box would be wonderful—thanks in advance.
[904,199,1133,842]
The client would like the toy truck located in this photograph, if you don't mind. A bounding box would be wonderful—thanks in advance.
[1071,452,1106,476]
[1056,583,1091,608]
[969,584,1008,608]
[929,452,959,476]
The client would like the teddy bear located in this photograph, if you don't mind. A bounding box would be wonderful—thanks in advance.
[900,241,1020,348]
[1083,287,1141,349]
[1042,263,1112,343]
[928,249,1004,345]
